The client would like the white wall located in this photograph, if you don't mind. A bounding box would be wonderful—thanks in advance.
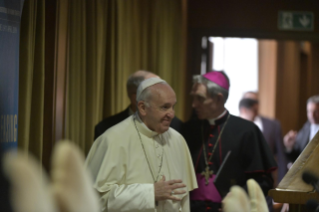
[209,37,258,116]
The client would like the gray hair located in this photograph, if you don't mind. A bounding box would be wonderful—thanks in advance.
[193,73,230,103]
[136,82,168,107]
[126,71,152,97]
[307,95,319,105]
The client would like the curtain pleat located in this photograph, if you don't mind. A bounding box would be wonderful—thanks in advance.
[18,0,45,162]
[66,0,87,152]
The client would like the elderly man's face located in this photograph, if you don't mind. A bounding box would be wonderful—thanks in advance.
[144,84,176,134]
[191,83,219,120]
[307,102,319,124]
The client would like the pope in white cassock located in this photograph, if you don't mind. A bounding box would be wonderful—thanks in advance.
[85,77,198,212]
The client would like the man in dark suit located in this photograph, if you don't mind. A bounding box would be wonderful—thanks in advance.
[94,70,183,140]
[283,95,319,164]
[239,98,287,184]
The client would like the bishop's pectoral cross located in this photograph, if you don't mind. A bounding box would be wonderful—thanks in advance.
[201,166,213,185]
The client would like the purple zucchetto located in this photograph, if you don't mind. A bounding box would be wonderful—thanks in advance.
[203,71,229,91]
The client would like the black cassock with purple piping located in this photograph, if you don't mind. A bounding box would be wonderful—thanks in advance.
[182,111,277,212]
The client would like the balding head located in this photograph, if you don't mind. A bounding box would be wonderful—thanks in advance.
[243,91,258,100]
[126,70,159,112]
[127,70,158,97]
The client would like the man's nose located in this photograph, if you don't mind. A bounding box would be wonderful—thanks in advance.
[167,108,175,118]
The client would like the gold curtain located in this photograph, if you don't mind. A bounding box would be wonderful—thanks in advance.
[65,0,109,155]
[18,0,45,161]
[65,0,185,155]
[115,0,185,116]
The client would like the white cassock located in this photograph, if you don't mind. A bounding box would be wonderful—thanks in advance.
[85,115,198,212]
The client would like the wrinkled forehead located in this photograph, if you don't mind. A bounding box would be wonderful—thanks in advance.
[149,83,176,100]
[190,83,208,97]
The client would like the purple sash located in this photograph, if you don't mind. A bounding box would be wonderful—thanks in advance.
[190,173,222,203]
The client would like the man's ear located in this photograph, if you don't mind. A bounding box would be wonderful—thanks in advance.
[216,93,224,103]
[137,101,147,116]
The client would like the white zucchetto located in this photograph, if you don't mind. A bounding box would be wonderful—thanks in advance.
[136,77,166,101]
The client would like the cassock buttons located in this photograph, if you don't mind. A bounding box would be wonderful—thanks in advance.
[209,134,214,138]
[206,207,211,210]
[208,143,213,147]
[208,162,213,165]
[208,152,212,156]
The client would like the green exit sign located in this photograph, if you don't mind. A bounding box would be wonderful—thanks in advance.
[278,11,314,31]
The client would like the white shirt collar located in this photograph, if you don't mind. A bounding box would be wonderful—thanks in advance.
[310,123,319,141]
[254,116,263,132]
[207,109,227,125]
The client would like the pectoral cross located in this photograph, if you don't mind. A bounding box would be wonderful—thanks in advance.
[201,166,213,185]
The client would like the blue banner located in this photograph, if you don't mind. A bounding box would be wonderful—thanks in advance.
[0,0,24,150]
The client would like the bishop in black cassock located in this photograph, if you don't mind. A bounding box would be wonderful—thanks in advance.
[182,71,277,212]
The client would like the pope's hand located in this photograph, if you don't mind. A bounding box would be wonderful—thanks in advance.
[154,175,186,201]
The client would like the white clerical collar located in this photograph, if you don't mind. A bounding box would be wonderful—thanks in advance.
[254,116,263,132]
[207,109,227,125]
[310,123,319,141]
[134,112,159,138]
